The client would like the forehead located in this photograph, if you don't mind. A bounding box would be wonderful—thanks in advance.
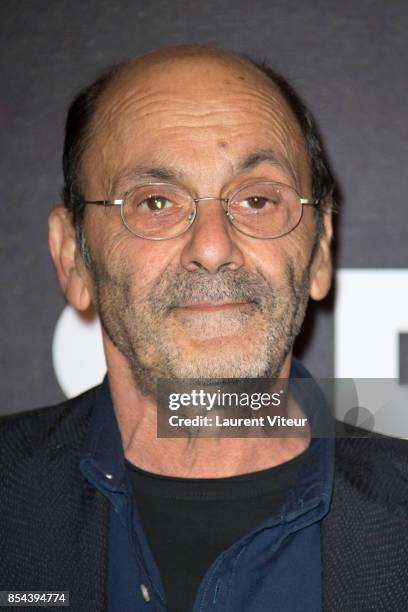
[83,55,309,191]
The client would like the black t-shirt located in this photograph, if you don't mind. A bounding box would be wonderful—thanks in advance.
[126,452,306,612]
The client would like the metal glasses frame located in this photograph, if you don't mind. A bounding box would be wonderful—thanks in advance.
[78,180,320,241]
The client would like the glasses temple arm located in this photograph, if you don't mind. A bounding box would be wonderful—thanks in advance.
[77,199,123,206]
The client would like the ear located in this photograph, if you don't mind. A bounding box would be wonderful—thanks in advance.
[48,206,92,311]
[309,211,333,301]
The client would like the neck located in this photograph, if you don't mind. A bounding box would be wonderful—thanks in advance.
[105,340,310,478]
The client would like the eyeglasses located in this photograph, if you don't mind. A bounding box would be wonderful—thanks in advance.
[79,181,319,241]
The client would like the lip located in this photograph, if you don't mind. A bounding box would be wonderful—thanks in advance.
[176,301,253,313]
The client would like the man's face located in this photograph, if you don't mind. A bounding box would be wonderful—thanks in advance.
[78,53,331,394]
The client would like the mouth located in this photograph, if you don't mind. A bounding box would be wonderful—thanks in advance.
[175,301,255,313]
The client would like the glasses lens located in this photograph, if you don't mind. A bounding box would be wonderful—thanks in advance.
[122,185,193,239]
[229,182,301,238]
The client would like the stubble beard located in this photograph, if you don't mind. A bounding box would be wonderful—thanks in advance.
[91,259,311,397]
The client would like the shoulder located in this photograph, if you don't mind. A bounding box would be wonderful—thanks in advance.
[0,385,100,460]
[322,427,408,608]
[334,421,408,515]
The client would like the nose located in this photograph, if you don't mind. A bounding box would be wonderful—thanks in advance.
[179,198,245,274]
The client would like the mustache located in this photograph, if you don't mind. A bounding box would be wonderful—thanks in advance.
[148,267,280,314]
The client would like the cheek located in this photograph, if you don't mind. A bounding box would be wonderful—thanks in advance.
[84,206,123,251]
[283,210,318,269]
[245,231,313,285]
[95,225,181,296]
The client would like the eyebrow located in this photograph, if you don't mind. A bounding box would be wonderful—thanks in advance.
[111,148,298,195]
[112,165,182,194]
[237,148,298,184]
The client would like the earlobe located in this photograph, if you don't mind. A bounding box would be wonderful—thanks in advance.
[309,211,333,301]
[48,206,92,311]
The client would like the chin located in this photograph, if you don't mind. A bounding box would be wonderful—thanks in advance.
[167,334,275,380]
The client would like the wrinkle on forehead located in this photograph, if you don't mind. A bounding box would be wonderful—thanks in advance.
[82,49,310,197]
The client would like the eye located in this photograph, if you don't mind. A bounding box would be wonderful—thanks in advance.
[138,195,173,212]
[239,195,278,210]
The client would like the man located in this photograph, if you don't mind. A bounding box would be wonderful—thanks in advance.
[1,45,407,612]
